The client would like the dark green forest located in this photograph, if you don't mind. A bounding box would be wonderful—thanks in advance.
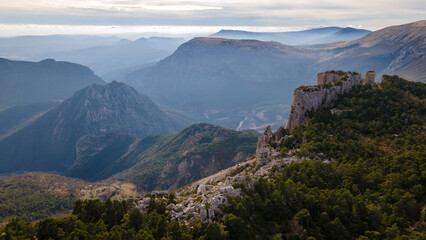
[1,75,424,239]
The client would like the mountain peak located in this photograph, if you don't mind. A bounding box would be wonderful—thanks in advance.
[0,81,185,174]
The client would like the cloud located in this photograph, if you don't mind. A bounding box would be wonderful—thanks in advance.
[143,5,222,11]
[0,0,424,34]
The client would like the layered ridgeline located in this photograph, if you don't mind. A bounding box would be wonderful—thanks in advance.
[0,58,104,108]
[42,37,185,82]
[2,74,423,239]
[0,35,121,60]
[0,81,187,175]
[126,20,426,130]
[211,26,371,45]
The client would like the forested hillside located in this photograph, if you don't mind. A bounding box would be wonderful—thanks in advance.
[1,75,424,239]
[223,75,425,239]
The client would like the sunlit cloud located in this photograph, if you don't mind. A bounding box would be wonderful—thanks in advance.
[0,0,424,36]
[143,5,223,11]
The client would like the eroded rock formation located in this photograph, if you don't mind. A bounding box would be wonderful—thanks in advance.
[285,70,375,131]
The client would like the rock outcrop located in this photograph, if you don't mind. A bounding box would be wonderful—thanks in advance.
[256,126,286,148]
[285,70,374,131]
[157,152,302,225]
[363,71,376,84]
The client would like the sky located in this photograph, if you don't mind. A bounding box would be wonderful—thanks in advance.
[0,0,425,37]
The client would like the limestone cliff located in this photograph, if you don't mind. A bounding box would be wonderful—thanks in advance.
[285,70,375,130]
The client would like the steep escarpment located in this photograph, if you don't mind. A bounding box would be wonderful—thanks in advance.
[285,70,375,130]
[0,81,186,175]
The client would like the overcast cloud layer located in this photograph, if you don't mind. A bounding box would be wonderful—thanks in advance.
[0,0,425,36]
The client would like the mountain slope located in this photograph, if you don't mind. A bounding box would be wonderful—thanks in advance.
[0,81,186,175]
[211,27,371,45]
[126,38,317,129]
[112,123,258,191]
[0,58,105,107]
[0,101,59,140]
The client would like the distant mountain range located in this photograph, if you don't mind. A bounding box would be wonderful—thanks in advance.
[0,81,189,175]
[211,27,371,45]
[126,20,426,130]
[126,38,317,129]
[0,35,121,60]
[0,58,104,108]
[0,35,185,82]
[41,37,185,82]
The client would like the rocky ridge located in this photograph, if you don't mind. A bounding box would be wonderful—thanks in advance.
[285,70,375,130]
[134,126,304,225]
[135,70,374,226]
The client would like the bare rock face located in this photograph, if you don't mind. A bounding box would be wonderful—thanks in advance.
[285,70,375,131]
[257,125,273,148]
[317,71,346,85]
[364,71,376,84]
[257,125,287,149]
[169,151,302,225]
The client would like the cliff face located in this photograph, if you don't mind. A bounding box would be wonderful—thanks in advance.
[285,70,375,130]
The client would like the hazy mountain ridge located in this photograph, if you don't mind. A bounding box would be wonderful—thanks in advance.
[0,58,105,108]
[126,21,426,130]
[42,37,185,82]
[126,37,318,129]
[0,35,122,60]
[211,26,371,45]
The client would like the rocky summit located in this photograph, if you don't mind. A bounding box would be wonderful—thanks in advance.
[0,81,185,175]
[285,70,375,130]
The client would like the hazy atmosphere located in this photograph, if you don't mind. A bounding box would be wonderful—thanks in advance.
[1,0,425,37]
[0,0,425,239]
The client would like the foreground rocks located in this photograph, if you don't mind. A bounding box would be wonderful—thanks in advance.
[134,136,303,226]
